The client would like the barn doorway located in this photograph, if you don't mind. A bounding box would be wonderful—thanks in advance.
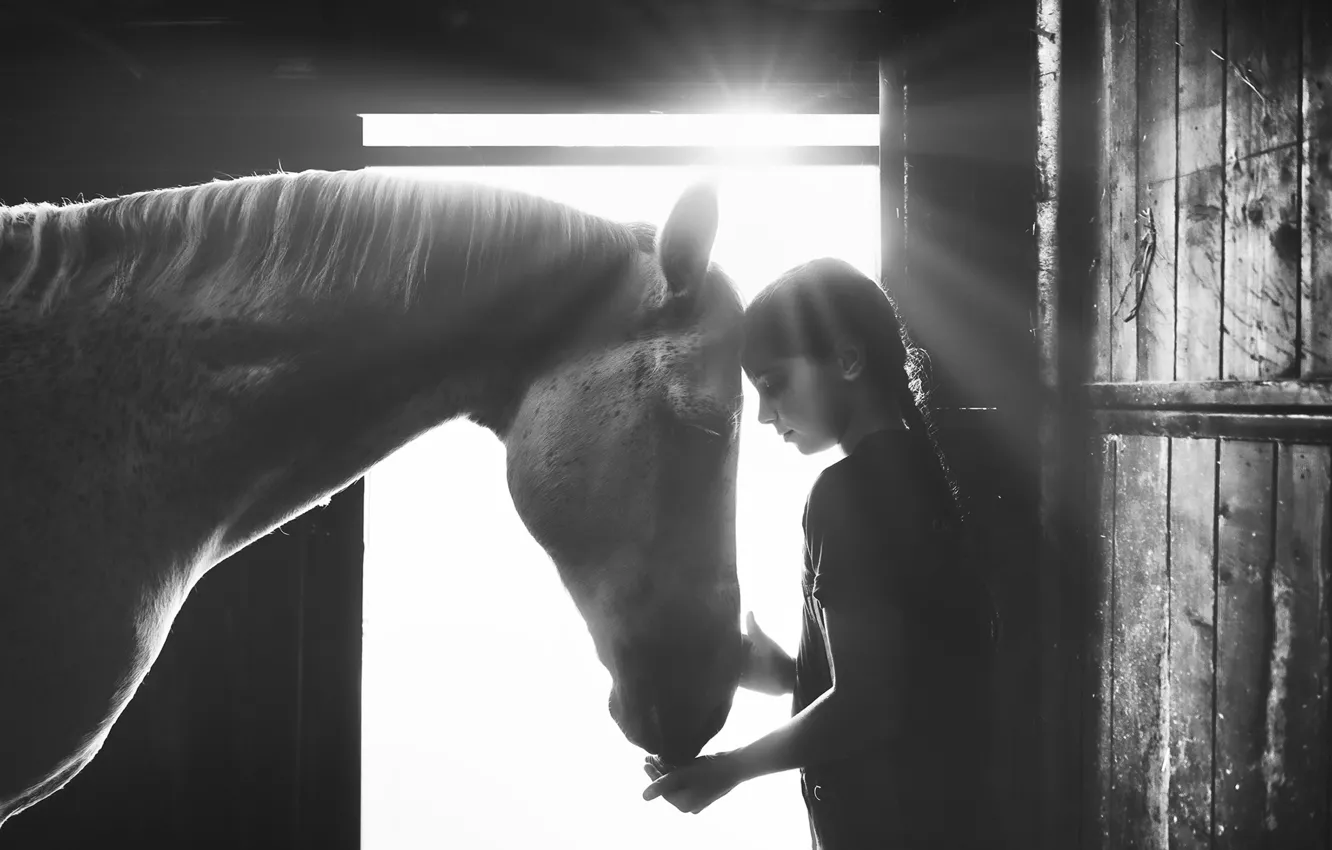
[360,114,879,849]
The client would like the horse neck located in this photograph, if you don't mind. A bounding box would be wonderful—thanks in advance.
[4,172,653,414]
[203,236,653,551]
[0,174,655,556]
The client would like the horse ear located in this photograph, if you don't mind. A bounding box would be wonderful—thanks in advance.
[658,182,719,297]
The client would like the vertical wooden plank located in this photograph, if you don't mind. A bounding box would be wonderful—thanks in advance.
[1214,440,1275,848]
[1265,445,1330,843]
[1095,0,1114,383]
[1167,437,1217,850]
[1303,0,1332,377]
[295,483,363,850]
[1109,434,1170,849]
[1176,0,1226,382]
[1086,434,1118,850]
[1105,0,1140,382]
[1137,0,1179,381]
[1223,1,1303,380]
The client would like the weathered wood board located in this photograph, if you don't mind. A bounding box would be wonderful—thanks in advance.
[1107,434,1170,849]
[1175,0,1224,382]
[1167,436,1216,850]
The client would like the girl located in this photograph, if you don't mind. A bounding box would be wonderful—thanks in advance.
[642,258,997,849]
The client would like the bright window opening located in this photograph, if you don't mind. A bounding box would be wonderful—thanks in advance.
[362,118,879,850]
[359,112,880,148]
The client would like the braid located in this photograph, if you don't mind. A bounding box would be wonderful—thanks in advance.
[869,280,965,524]
[893,345,966,524]
[893,317,995,642]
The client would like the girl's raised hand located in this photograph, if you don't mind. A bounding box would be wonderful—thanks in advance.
[739,611,795,696]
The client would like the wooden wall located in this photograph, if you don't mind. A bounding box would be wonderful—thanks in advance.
[0,486,365,850]
[1093,0,1330,383]
[1078,0,1332,847]
[1086,435,1330,848]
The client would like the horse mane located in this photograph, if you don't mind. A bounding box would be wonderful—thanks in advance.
[0,170,650,314]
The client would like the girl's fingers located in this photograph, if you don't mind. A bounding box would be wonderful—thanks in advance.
[747,612,770,641]
[643,774,676,801]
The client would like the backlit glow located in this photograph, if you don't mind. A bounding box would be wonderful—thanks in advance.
[362,161,878,849]
[360,113,879,148]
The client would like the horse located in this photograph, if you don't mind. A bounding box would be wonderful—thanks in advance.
[0,169,747,827]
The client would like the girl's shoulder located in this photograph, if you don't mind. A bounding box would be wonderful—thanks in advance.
[810,437,925,502]
[806,453,866,514]
[806,437,952,534]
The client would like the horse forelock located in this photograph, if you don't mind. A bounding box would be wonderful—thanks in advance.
[0,170,648,316]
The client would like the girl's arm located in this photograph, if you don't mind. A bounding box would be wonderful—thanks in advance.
[727,601,907,780]
[738,612,796,696]
[641,600,907,813]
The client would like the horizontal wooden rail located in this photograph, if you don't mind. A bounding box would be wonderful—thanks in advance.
[1092,410,1332,443]
[361,145,880,168]
[1086,382,1332,441]
[1087,381,1332,411]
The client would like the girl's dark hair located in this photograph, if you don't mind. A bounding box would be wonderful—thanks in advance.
[742,257,965,523]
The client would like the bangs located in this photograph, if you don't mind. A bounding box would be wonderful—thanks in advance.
[741,294,811,373]
[740,262,860,373]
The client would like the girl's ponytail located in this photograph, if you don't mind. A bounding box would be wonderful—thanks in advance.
[880,301,965,526]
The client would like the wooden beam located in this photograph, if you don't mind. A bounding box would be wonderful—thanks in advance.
[878,11,906,290]
[1034,1,1070,846]
[1093,410,1332,442]
[361,146,880,168]
[1087,380,1332,410]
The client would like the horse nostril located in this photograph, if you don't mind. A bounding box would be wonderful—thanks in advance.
[643,703,664,752]
[609,685,669,754]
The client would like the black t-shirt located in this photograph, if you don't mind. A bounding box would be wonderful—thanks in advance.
[792,429,996,849]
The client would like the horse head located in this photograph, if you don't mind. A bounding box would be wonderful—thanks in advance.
[504,185,745,764]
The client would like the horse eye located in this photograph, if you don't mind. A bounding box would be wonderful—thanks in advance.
[685,423,723,439]
[680,413,735,443]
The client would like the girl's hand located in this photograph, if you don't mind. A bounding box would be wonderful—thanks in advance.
[641,753,747,814]
[740,612,795,696]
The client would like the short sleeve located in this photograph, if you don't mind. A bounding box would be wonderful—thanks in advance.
[804,459,962,613]
[805,469,899,609]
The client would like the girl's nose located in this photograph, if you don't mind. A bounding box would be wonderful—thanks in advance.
[756,395,776,425]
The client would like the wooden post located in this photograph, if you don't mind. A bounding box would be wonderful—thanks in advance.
[1035,0,1066,847]
[878,4,906,294]
[1038,0,1105,843]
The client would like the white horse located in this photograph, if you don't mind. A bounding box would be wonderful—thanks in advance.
[0,170,745,826]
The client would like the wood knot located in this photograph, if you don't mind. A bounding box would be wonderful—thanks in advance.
[1271,222,1300,264]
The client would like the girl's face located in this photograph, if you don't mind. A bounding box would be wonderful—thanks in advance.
[746,355,847,455]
